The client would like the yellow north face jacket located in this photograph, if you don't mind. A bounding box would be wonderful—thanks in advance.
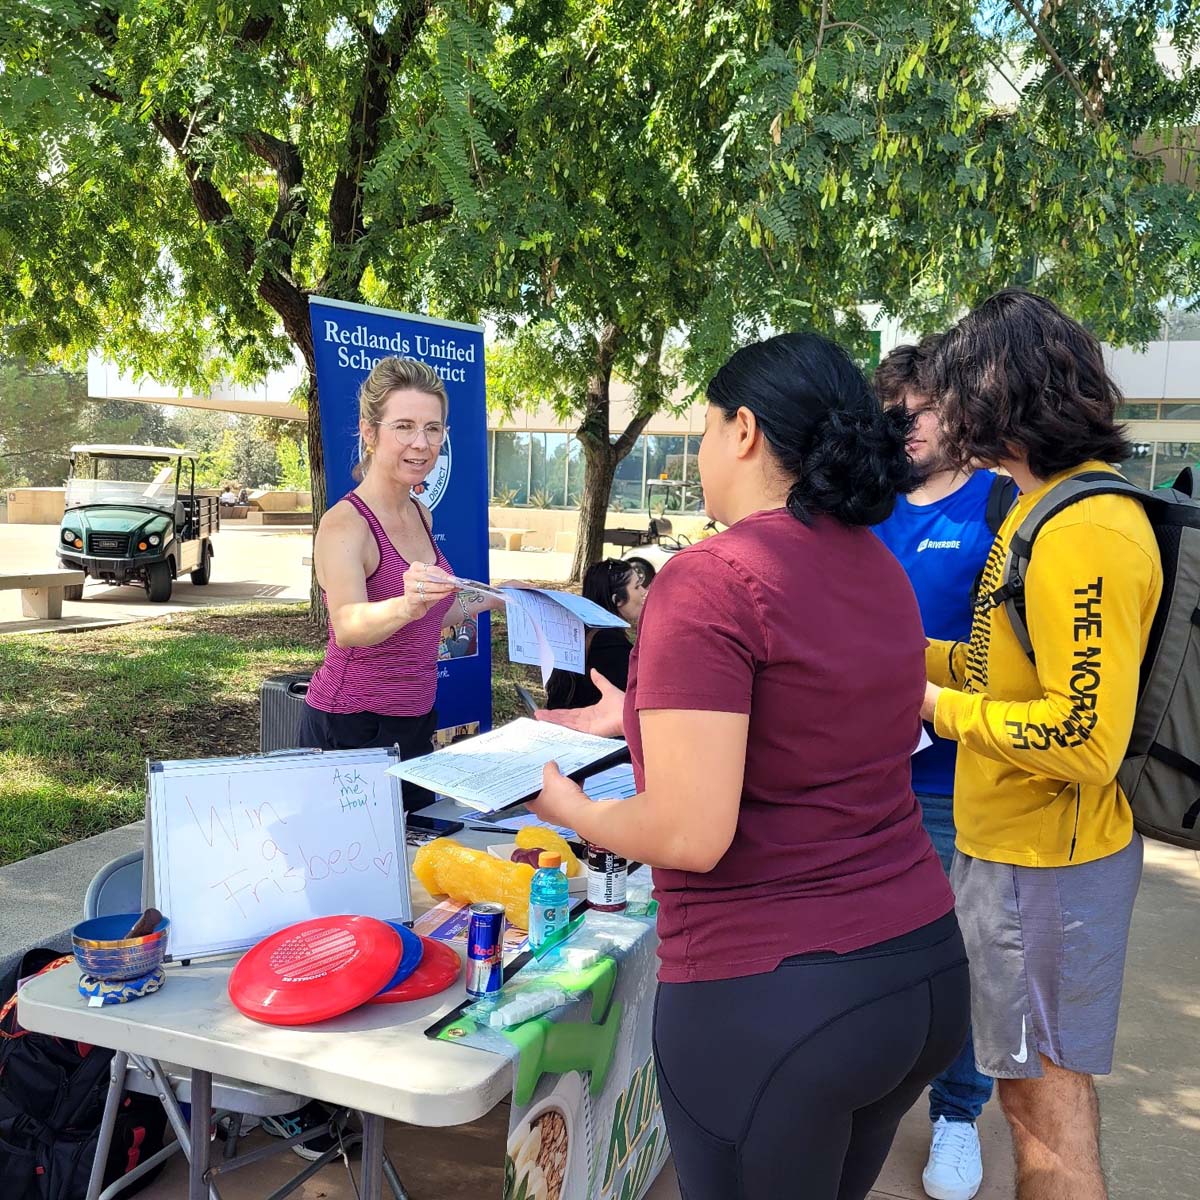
[927,462,1162,867]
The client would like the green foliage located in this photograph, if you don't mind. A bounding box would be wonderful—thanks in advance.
[701,1,1200,358]
[1,0,1198,578]
[276,435,311,492]
[0,363,88,488]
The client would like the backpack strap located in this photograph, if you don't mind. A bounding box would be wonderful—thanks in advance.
[0,955,72,1038]
[988,472,1149,664]
[985,474,1019,536]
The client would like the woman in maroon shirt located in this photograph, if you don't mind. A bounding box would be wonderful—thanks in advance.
[533,333,970,1200]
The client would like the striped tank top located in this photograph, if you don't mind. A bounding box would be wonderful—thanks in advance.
[306,491,455,718]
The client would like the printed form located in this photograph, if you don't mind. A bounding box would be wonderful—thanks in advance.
[388,718,628,813]
[448,577,626,682]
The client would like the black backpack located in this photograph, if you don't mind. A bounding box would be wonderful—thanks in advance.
[982,467,1200,848]
[0,951,168,1200]
[984,473,1020,536]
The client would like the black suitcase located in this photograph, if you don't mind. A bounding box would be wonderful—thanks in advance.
[259,673,312,752]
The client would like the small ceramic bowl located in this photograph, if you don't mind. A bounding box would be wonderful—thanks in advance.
[71,914,170,982]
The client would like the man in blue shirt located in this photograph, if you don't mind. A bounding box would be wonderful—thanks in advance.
[874,336,1012,1200]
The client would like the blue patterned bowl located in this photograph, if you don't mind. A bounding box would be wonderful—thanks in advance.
[72,914,170,982]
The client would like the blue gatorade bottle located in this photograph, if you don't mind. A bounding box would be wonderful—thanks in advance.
[529,852,569,949]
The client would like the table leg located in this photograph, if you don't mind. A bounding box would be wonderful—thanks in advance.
[188,1069,213,1200]
[86,1051,127,1200]
[360,1113,385,1200]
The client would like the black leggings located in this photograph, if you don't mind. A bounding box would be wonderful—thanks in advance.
[653,912,970,1200]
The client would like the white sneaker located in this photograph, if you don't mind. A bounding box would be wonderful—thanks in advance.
[922,1117,983,1200]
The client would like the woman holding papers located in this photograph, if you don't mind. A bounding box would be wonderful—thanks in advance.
[297,356,503,811]
[532,333,969,1200]
[545,558,649,709]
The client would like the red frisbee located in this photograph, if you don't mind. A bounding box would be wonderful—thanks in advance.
[366,935,461,1004]
[229,915,402,1026]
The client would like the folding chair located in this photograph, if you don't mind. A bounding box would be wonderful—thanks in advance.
[83,851,409,1200]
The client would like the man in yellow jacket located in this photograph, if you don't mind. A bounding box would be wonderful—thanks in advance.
[922,290,1162,1200]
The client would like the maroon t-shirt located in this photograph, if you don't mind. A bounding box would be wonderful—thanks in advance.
[625,507,953,983]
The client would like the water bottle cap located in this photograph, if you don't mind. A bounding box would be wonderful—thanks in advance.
[538,851,562,868]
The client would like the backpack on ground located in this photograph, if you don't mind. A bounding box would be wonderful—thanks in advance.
[0,950,168,1200]
[982,467,1200,848]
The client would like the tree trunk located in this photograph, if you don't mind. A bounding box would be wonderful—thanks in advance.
[569,323,624,582]
[572,443,617,581]
[304,374,327,629]
[285,319,326,631]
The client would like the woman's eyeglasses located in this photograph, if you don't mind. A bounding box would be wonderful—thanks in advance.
[376,420,448,446]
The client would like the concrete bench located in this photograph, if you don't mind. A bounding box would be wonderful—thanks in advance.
[0,569,86,619]
[489,527,534,551]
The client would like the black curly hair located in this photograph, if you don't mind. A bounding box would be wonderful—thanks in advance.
[705,332,919,526]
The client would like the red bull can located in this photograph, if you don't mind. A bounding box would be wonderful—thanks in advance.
[466,902,505,998]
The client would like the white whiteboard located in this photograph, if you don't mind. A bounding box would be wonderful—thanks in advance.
[147,748,411,960]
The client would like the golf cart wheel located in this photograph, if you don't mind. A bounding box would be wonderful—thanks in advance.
[191,542,212,585]
[63,584,84,602]
[146,561,173,603]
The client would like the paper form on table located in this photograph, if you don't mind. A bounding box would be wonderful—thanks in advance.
[388,717,627,813]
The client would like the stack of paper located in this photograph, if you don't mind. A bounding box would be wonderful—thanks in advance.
[449,577,626,682]
[388,718,628,814]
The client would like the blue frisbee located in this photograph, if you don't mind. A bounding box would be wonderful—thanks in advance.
[378,922,424,993]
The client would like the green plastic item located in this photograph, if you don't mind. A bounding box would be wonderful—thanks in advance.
[504,1000,623,1105]
[540,956,618,1024]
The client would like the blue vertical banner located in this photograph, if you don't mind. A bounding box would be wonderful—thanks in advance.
[308,297,492,734]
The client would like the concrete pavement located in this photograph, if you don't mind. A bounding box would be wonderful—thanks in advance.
[135,841,1198,1199]
[0,523,577,634]
[0,523,313,633]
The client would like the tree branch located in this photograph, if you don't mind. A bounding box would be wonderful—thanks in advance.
[244,129,307,277]
[1007,0,1104,127]
[327,1,431,277]
[237,14,274,48]
[576,321,624,455]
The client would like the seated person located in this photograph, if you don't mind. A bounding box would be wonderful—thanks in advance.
[545,558,648,709]
[219,485,237,506]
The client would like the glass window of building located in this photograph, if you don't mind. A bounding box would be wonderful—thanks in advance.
[1122,440,1200,489]
[682,435,706,509]
[493,432,530,504]
[644,435,686,494]
[529,432,570,506]
[612,438,646,511]
[1120,440,1154,490]
[1159,403,1200,420]
[1118,403,1159,420]
[1151,441,1200,488]
[567,436,585,507]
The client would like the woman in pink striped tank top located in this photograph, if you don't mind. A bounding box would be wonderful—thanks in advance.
[298,357,504,810]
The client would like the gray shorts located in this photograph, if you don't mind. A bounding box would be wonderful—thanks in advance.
[950,834,1143,1079]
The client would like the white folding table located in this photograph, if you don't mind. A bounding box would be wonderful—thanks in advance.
[17,832,513,1200]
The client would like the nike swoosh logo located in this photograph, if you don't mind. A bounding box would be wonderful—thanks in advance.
[1011,1015,1029,1064]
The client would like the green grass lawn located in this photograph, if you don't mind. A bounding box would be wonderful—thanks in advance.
[0,602,543,866]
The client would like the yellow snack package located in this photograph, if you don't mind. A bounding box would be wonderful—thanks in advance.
[412,838,536,928]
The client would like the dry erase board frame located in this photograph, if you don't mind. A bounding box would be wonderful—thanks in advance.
[145,747,411,961]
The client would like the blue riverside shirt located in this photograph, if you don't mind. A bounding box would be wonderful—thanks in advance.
[873,470,999,798]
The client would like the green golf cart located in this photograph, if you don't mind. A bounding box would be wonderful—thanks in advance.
[56,445,219,603]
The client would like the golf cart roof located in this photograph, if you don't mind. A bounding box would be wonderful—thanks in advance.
[69,444,199,460]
